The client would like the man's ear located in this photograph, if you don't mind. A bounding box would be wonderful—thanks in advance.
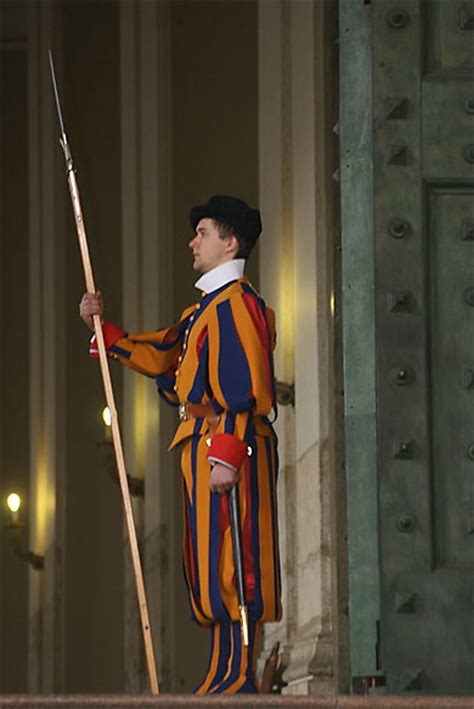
[225,234,239,256]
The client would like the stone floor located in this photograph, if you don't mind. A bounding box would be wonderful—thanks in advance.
[0,695,472,709]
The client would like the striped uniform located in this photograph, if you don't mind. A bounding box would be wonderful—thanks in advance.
[92,276,282,693]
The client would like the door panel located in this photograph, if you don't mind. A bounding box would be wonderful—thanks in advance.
[372,0,474,695]
[342,0,473,694]
[429,191,473,567]
[423,81,474,180]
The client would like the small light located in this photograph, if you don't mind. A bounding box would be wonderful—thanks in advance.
[7,493,21,513]
[330,290,336,318]
[102,406,112,427]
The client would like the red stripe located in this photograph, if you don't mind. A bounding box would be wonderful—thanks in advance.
[219,494,230,536]
[242,293,273,397]
[196,325,208,357]
[242,457,255,600]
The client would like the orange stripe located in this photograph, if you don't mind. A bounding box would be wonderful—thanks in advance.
[196,625,220,695]
[175,302,201,397]
[178,327,200,400]
[234,410,249,440]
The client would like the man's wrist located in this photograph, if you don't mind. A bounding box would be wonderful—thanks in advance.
[89,320,127,358]
[208,457,238,474]
[206,433,248,471]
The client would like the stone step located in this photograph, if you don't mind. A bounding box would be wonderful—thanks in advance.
[0,695,472,709]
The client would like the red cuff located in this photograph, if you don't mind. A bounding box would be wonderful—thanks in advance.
[206,433,248,471]
[89,321,127,358]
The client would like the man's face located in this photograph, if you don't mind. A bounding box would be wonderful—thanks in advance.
[189,218,235,273]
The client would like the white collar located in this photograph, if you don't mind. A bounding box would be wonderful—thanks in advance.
[194,259,245,294]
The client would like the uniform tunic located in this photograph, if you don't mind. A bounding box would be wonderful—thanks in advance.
[92,275,282,629]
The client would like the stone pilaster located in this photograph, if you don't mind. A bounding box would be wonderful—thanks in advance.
[258,0,344,695]
[119,0,176,692]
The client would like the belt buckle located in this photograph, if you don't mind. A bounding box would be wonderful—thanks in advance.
[179,403,188,422]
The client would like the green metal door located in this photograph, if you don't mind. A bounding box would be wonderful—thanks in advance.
[341,0,474,695]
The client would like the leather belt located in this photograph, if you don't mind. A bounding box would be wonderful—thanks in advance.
[180,402,253,455]
[179,402,217,422]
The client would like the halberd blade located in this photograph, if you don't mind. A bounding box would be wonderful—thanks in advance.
[48,50,67,138]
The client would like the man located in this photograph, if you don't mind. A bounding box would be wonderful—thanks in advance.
[80,195,282,694]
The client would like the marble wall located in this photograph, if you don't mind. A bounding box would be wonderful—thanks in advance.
[258,0,348,695]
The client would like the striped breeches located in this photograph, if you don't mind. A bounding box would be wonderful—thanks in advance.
[195,621,262,695]
[180,426,282,626]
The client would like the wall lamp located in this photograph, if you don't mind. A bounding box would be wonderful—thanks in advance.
[97,406,144,497]
[5,493,44,571]
[276,380,295,407]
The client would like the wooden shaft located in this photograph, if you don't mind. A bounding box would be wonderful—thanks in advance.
[67,169,159,694]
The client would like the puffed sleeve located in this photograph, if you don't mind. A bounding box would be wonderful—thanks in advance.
[206,289,276,469]
[89,304,197,406]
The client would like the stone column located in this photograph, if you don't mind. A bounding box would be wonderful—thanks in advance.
[258,0,346,695]
[27,1,65,692]
[257,0,295,679]
[120,0,176,692]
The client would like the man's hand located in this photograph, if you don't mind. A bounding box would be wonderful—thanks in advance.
[209,462,238,495]
[79,291,104,331]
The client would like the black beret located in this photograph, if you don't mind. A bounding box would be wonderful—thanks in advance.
[189,195,262,245]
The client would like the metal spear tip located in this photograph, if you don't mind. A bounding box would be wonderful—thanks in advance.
[48,48,67,139]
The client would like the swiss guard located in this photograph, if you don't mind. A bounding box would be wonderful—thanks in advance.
[80,195,282,694]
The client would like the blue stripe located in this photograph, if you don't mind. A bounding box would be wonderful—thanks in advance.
[209,493,229,620]
[224,410,236,434]
[212,622,242,693]
[187,282,238,337]
[208,622,232,692]
[155,371,175,392]
[211,399,224,415]
[193,418,204,436]
[188,333,208,403]
[110,344,131,359]
[217,300,253,411]
[208,621,258,694]
[149,337,179,352]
